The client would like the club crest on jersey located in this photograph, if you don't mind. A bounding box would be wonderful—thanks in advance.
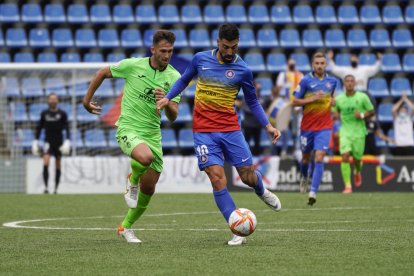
[225,70,235,79]
[325,82,332,89]
[200,155,208,164]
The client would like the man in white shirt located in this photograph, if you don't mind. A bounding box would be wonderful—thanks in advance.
[391,93,414,156]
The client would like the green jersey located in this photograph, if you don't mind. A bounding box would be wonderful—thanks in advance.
[334,91,374,138]
[110,57,181,133]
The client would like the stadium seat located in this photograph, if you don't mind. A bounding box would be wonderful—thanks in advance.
[61,53,81,63]
[14,52,34,63]
[21,77,43,97]
[370,29,391,48]
[113,5,134,23]
[334,53,351,66]
[21,4,42,23]
[368,78,389,97]
[90,4,111,23]
[280,29,301,47]
[383,5,404,24]
[325,29,346,47]
[392,29,414,47]
[315,5,337,24]
[84,53,104,63]
[267,53,286,72]
[75,29,97,48]
[358,53,376,65]
[204,5,225,24]
[143,29,156,47]
[121,29,142,48]
[375,135,387,148]
[67,4,89,23]
[302,29,324,47]
[226,5,247,23]
[347,29,369,48]
[29,103,48,121]
[181,5,202,23]
[257,29,278,47]
[16,128,34,148]
[136,5,157,23]
[390,78,412,96]
[403,53,414,72]
[52,29,73,48]
[96,79,114,97]
[98,29,120,48]
[381,53,402,72]
[189,29,210,47]
[161,129,178,149]
[276,129,294,147]
[293,5,314,24]
[45,78,66,96]
[29,28,50,47]
[377,103,393,122]
[77,104,99,123]
[248,5,269,24]
[172,29,188,48]
[387,129,395,148]
[175,103,192,123]
[260,129,271,147]
[239,29,256,48]
[178,128,194,148]
[158,5,179,24]
[71,129,84,148]
[6,28,27,47]
[0,52,11,63]
[107,53,126,62]
[291,53,311,72]
[270,5,292,24]
[84,129,107,148]
[114,79,125,94]
[406,6,414,23]
[44,4,66,23]
[210,29,219,45]
[0,3,19,23]
[255,77,272,97]
[5,77,19,96]
[59,103,73,121]
[338,6,359,24]
[11,103,28,122]
[108,129,118,148]
[360,6,381,24]
[244,52,265,72]
[0,30,3,47]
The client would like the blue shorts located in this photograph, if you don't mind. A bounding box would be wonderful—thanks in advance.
[193,131,253,171]
[300,129,331,153]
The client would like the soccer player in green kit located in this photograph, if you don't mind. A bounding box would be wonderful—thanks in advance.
[83,30,181,243]
[334,75,374,193]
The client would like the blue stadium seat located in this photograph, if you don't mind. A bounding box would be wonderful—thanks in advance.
[334,53,351,66]
[276,129,294,148]
[114,79,125,94]
[6,28,27,47]
[108,129,118,148]
[113,5,134,23]
[387,129,395,148]
[406,6,414,23]
[90,4,111,23]
[61,53,81,63]
[161,129,178,149]
[210,29,219,45]
[375,135,387,148]
[338,6,359,24]
[44,4,66,23]
[0,3,19,23]
[347,29,369,48]
[243,53,265,72]
[368,78,389,97]
[107,53,126,62]
[143,29,156,47]
[381,53,401,72]
[315,5,336,24]
[204,5,225,24]
[11,103,28,122]
[178,128,194,148]
[45,78,66,96]
[390,78,412,96]
[0,30,3,46]
[84,129,107,148]
[293,5,314,24]
[121,29,142,48]
[98,29,119,48]
[171,29,188,48]
[16,129,34,147]
[21,77,43,97]
[52,29,73,48]
[226,5,247,23]
[14,52,34,63]
[239,29,256,48]
[0,52,11,63]
[158,5,179,24]
[358,53,376,65]
[267,53,286,72]
[383,5,404,24]
[29,103,48,121]
[84,53,104,63]
[5,77,19,96]
[175,103,192,123]
[257,29,278,47]
[75,29,97,48]
[270,5,291,24]
[360,6,381,24]
[77,104,99,122]
[392,29,413,47]
[255,77,272,97]
[377,103,393,122]
[189,29,210,47]
[181,5,202,23]
[260,129,271,147]
[302,29,323,47]
[248,5,269,24]
[67,4,89,23]
[136,5,157,23]
[21,4,42,23]
[291,53,311,72]
[95,79,114,97]
[59,103,73,121]
[29,28,50,47]
[370,29,391,48]
[72,129,83,148]
[280,29,301,47]
[403,53,414,72]
[325,29,346,47]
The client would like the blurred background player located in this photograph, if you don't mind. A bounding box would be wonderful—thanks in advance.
[83,30,181,243]
[31,93,70,194]
[391,93,414,156]
[334,75,374,193]
[292,52,338,205]
[156,23,281,246]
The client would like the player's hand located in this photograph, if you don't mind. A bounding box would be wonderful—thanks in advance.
[59,139,71,155]
[312,91,325,102]
[354,110,365,120]
[154,88,165,102]
[31,140,40,156]
[83,101,102,115]
[156,98,170,116]
[266,124,281,144]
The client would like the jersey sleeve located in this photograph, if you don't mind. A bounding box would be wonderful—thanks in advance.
[293,77,307,99]
[109,58,137,79]
[165,54,199,100]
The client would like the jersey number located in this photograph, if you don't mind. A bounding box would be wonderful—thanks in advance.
[196,145,209,155]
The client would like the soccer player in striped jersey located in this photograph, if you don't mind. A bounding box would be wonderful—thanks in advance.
[292,52,338,206]
[156,23,282,245]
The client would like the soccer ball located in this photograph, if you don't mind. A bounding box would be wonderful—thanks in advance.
[228,208,257,237]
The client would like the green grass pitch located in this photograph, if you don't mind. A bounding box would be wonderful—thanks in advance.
[1,192,413,275]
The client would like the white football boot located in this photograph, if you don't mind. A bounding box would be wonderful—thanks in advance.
[124,173,138,208]
[227,234,247,246]
[299,176,310,193]
[118,226,142,243]
[258,189,282,211]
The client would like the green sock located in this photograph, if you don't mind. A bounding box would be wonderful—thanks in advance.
[354,161,362,174]
[341,162,351,188]
[130,159,149,186]
[122,191,152,228]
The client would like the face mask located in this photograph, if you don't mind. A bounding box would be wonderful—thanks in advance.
[288,64,295,71]
[351,61,358,68]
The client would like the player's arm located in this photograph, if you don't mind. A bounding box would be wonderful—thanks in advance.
[154,88,178,122]
[83,66,112,114]
[402,93,414,116]
[32,111,45,155]
[354,94,375,120]
[392,95,406,117]
[291,79,324,106]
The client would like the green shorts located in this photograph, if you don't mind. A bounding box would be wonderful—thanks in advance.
[116,127,163,173]
[339,134,365,160]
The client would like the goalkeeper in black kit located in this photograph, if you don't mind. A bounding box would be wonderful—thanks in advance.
[32,93,71,194]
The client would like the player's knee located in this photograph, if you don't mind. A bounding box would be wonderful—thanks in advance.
[239,170,256,186]
[139,155,154,166]
[342,154,350,162]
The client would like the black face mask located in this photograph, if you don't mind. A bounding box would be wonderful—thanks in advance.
[288,64,295,71]
[351,61,358,68]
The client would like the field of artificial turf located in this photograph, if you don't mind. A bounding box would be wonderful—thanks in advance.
[1,192,413,275]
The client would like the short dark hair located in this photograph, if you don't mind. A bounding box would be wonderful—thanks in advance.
[312,52,326,62]
[344,74,355,81]
[152,30,176,45]
[218,23,239,41]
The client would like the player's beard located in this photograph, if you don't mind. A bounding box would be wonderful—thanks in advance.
[219,51,234,63]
